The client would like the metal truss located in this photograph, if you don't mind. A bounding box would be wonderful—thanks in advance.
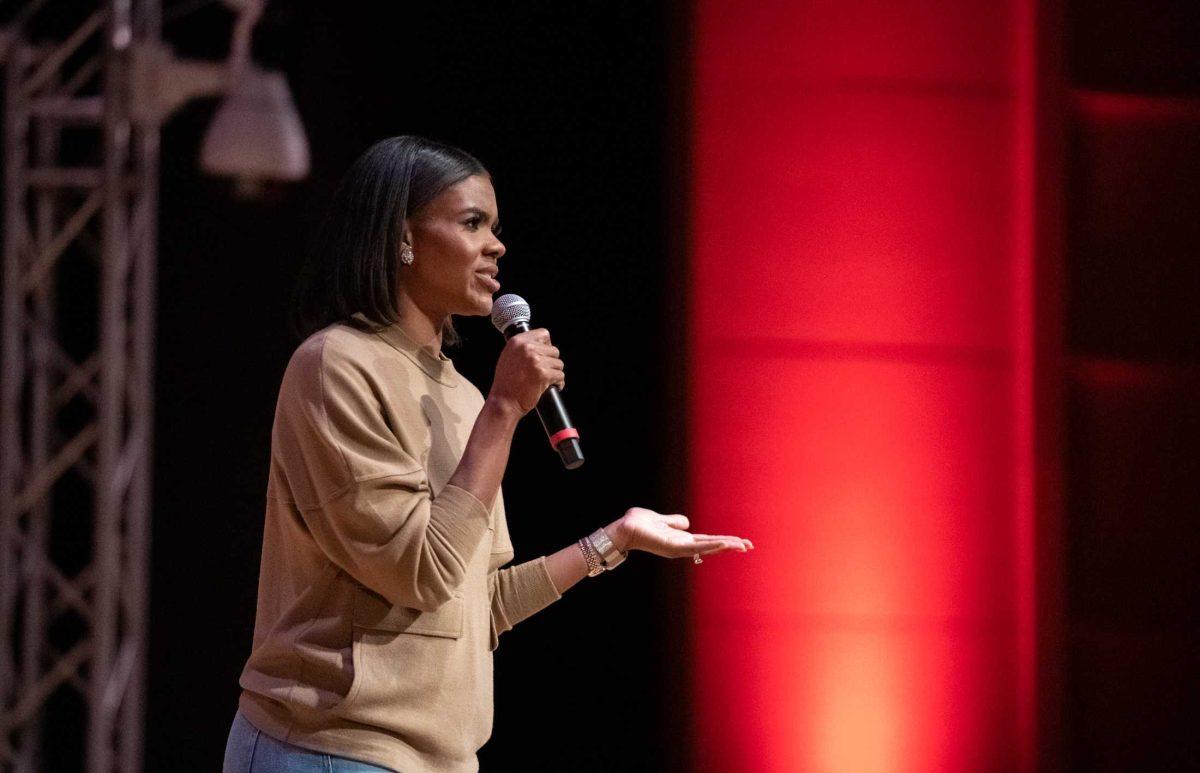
[1,2,160,770]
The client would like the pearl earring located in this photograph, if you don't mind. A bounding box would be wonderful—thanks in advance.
[400,245,415,265]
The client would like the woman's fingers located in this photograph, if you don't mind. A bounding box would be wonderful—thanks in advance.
[687,536,748,556]
[541,364,565,391]
[682,542,743,560]
[690,533,752,546]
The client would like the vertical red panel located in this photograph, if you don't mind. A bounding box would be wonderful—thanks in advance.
[687,1,1037,770]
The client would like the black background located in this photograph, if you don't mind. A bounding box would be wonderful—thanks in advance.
[150,2,688,770]
[1063,1,1200,769]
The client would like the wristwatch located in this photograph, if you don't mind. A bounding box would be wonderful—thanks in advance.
[587,528,627,571]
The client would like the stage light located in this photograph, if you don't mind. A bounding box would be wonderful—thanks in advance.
[128,0,310,196]
[199,65,310,194]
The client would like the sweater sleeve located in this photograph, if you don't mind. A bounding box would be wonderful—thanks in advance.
[488,556,562,650]
[272,334,492,612]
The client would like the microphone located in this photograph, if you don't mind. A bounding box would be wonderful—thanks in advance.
[491,294,584,470]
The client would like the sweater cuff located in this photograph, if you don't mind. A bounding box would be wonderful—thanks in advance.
[499,555,563,626]
[427,484,491,561]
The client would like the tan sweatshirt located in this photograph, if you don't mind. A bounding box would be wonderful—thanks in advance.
[237,317,562,772]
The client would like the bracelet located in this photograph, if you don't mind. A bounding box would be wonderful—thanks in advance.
[578,537,603,578]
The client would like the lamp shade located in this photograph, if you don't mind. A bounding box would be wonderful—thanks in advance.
[200,65,309,184]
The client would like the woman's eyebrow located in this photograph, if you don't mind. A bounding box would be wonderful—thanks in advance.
[458,206,494,221]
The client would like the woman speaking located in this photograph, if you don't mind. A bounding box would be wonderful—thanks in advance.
[223,136,753,772]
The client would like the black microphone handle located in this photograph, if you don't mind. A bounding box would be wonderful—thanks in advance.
[503,321,584,469]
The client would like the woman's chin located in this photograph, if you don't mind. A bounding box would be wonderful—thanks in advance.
[458,293,494,317]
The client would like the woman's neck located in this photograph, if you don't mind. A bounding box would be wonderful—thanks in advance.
[394,292,445,357]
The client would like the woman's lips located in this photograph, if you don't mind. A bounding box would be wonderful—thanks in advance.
[477,272,500,292]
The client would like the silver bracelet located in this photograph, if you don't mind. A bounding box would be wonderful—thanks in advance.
[578,537,603,578]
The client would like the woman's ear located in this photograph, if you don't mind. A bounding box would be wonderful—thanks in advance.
[398,219,413,249]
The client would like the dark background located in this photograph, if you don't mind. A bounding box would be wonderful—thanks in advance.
[1063,0,1200,769]
[150,2,686,770]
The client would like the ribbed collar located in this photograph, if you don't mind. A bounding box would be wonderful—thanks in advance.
[350,313,459,387]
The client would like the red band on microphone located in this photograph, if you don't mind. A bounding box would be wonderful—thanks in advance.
[549,427,580,447]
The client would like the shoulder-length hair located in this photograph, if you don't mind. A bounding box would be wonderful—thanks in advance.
[292,135,489,342]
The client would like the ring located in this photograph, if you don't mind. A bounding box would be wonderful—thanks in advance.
[693,554,703,565]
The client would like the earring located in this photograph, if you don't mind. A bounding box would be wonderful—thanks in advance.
[400,245,415,265]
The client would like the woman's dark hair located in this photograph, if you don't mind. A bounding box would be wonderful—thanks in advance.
[292,135,489,342]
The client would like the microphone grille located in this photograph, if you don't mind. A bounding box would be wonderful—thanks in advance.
[491,293,530,333]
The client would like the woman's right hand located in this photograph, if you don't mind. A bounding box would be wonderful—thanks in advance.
[488,328,564,416]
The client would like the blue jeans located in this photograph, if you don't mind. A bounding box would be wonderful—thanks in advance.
[223,710,396,772]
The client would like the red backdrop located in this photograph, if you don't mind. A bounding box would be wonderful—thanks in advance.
[686,2,1042,769]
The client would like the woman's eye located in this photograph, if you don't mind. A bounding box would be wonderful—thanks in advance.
[464,217,481,230]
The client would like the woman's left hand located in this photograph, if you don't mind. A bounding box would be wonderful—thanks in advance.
[608,507,753,560]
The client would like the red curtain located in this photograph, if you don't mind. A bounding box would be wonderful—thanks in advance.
[686,2,1041,769]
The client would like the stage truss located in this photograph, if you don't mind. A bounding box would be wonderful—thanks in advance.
[1,2,160,770]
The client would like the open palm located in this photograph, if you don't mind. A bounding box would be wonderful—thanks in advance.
[618,507,753,560]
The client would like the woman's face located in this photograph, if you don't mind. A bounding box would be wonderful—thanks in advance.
[402,174,505,318]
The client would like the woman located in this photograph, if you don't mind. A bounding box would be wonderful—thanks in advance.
[224,136,753,772]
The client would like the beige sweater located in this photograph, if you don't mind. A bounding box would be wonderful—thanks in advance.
[238,317,562,772]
